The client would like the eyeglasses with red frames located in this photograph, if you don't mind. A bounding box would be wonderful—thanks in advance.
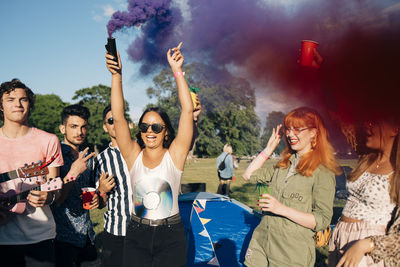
[284,127,310,135]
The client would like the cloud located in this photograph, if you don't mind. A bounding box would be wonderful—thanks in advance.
[103,4,116,17]
[92,12,103,23]
[91,4,117,22]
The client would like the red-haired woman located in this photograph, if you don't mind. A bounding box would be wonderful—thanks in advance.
[242,107,341,266]
[329,118,399,267]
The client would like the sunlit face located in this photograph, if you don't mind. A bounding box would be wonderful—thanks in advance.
[365,121,398,151]
[59,115,88,147]
[140,111,166,149]
[1,88,30,124]
[285,124,316,156]
[103,111,116,140]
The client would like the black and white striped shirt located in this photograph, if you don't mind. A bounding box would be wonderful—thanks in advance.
[94,144,133,236]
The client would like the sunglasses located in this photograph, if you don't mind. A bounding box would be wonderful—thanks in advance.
[284,127,309,135]
[139,123,165,134]
[106,117,114,125]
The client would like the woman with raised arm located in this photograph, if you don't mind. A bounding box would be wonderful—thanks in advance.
[242,107,341,267]
[105,42,193,267]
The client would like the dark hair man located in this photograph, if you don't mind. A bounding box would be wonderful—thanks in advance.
[0,79,64,266]
[51,104,99,267]
[93,105,128,267]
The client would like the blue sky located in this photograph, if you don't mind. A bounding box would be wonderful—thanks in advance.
[0,0,152,121]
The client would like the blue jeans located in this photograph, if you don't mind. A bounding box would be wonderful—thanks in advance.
[123,218,187,267]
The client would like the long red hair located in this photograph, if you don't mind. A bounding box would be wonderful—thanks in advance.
[276,107,341,176]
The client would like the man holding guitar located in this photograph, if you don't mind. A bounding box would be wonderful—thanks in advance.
[0,79,64,267]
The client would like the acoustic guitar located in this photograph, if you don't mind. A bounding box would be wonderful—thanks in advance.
[0,177,63,213]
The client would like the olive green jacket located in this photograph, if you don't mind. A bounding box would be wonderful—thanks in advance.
[249,156,336,266]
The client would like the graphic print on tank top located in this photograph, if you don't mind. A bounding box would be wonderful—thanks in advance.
[134,176,173,219]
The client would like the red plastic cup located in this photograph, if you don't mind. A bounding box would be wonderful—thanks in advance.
[300,40,319,67]
[81,187,96,210]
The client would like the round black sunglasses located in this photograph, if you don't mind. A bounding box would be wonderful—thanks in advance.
[139,123,165,134]
[106,117,114,125]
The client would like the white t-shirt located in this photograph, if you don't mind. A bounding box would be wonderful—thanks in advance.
[129,150,182,220]
[0,127,63,245]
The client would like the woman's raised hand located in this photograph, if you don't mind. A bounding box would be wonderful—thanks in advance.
[106,50,122,75]
[167,42,184,72]
[264,124,282,155]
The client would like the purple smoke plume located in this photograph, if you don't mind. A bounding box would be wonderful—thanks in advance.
[107,0,174,37]
[108,0,400,122]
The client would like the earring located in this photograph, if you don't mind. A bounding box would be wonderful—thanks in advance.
[311,137,317,150]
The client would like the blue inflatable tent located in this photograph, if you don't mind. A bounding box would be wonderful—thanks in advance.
[178,192,261,267]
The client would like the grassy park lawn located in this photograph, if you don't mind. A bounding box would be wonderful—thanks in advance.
[90,157,356,266]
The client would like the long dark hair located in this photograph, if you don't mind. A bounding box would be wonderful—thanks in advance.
[136,107,175,149]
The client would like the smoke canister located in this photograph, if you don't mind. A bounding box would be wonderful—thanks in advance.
[189,86,200,109]
[105,37,119,67]
[300,40,319,67]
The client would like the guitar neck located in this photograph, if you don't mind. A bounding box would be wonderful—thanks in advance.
[0,170,19,183]
[9,185,41,205]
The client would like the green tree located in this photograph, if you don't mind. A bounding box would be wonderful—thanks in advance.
[146,63,260,157]
[72,84,134,152]
[260,111,286,154]
[29,94,68,139]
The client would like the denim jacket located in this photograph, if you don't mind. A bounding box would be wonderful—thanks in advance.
[216,152,234,178]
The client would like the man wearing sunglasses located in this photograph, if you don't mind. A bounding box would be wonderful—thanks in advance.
[93,105,131,267]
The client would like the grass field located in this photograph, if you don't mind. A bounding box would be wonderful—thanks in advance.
[90,157,357,266]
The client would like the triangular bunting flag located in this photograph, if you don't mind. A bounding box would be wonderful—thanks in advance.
[207,256,220,266]
[198,229,209,237]
[194,206,205,214]
[198,199,207,209]
[200,218,211,225]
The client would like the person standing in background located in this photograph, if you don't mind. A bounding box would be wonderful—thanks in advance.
[216,144,234,196]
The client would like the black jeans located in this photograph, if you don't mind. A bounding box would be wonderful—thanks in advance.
[123,219,187,267]
[101,231,125,267]
[54,236,97,267]
[0,238,55,267]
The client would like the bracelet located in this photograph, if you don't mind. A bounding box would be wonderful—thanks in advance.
[260,151,269,160]
[96,189,105,197]
[173,71,185,78]
[369,238,375,251]
[64,176,75,183]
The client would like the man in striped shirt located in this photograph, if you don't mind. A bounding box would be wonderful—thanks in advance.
[94,105,133,267]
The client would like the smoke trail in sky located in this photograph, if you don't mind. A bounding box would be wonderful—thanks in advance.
[108,0,400,122]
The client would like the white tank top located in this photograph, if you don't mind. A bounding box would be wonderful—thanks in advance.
[129,150,182,219]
